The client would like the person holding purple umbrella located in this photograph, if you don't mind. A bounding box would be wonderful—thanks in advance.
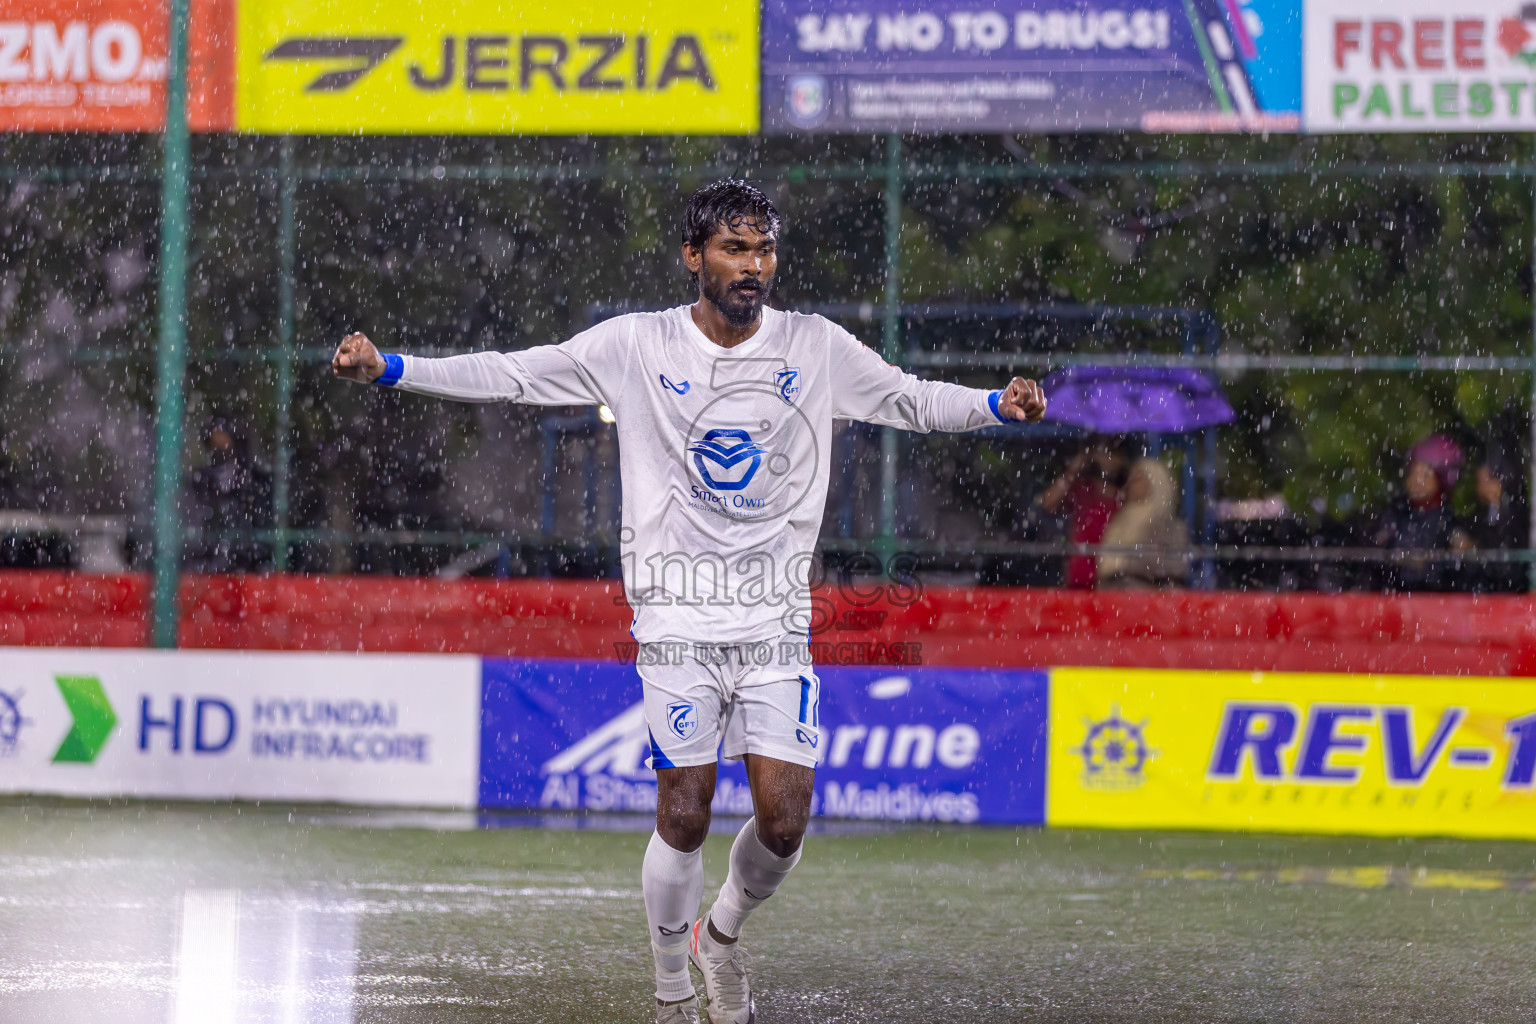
[1097,457,1190,589]
[1372,434,1463,592]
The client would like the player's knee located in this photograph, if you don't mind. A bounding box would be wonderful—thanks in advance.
[755,810,807,858]
[657,803,712,852]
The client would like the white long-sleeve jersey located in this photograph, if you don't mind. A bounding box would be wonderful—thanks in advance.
[380,304,1007,643]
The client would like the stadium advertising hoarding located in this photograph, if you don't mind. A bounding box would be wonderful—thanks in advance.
[762,0,1301,133]
[0,648,481,807]
[0,0,233,131]
[235,0,759,134]
[479,659,1049,825]
[1304,0,1536,131]
[1048,667,1536,839]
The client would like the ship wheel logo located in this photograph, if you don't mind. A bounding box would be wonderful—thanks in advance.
[1074,705,1154,791]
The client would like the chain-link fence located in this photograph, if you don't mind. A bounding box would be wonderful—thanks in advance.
[1,132,1531,616]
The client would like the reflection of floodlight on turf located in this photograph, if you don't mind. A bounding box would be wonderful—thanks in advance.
[598,405,616,424]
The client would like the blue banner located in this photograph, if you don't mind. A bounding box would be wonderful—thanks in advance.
[479,659,1049,825]
[762,0,1300,133]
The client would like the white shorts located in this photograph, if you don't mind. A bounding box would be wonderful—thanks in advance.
[637,633,821,771]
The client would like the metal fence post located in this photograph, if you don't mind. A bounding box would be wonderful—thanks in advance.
[273,138,296,571]
[1528,139,1536,592]
[151,0,191,647]
[877,133,902,562]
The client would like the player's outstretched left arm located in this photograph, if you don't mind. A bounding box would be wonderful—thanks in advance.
[995,376,1047,422]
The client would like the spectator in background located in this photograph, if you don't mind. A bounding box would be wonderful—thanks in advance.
[1373,434,1462,592]
[1452,445,1528,593]
[1037,438,1125,588]
[1097,457,1189,590]
[184,418,273,573]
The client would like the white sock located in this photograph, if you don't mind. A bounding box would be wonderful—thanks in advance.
[643,831,703,1002]
[707,817,801,940]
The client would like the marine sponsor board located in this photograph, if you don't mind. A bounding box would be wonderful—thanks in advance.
[1048,667,1536,839]
[762,0,1300,133]
[236,0,758,134]
[0,648,480,807]
[1304,0,1536,131]
[479,658,1048,825]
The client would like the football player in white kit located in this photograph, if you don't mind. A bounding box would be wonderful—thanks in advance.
[333,180,1047,1023]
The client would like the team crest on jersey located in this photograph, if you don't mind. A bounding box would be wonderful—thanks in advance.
[667,702,698,740]
[775,366,801,405]
[688,428,767,491]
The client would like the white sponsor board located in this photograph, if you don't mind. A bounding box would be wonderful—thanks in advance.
[0,648,480,807]
[1305,0,1536,131]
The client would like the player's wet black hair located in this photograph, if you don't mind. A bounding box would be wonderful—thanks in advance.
[681,179,781,287]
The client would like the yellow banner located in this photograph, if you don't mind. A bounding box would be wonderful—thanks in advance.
[236,0,758,134]
[1048,668,1536,839]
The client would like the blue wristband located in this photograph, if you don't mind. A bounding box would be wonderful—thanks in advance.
[376,353,405,387]
[987,389,1007,423]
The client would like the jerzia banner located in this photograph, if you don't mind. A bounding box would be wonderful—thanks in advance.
[236,0,758,134]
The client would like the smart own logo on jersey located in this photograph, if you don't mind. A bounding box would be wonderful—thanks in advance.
[688,428,767,491]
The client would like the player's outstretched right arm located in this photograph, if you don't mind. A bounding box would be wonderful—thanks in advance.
[332,332,386,383]
[329,319,634,408]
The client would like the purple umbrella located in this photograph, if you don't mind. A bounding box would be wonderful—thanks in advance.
[1039,366,1235,433]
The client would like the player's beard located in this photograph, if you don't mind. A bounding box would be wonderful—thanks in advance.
[704,274,772,327]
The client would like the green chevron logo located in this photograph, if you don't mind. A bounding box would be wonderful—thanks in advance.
[52,675,117,764]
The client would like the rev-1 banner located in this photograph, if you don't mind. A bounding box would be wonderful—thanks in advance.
[479,659,1048,825]
[762,0,1301,133]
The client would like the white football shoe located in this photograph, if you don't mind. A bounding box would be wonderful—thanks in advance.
[689,918,756,1024]
[656,995,702,1023]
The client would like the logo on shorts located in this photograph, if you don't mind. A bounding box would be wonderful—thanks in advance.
[795,728,819,749]
[667,702,698,740]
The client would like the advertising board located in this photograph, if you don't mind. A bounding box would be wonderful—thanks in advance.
[0,648,481,807]
[762,0,1300,133]
[0,0,233,131]
[479,658,1049,825]
[1048,667,1536,839]
[235,0,758,134]
[1304,0,1536,132]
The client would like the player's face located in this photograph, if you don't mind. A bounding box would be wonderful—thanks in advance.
[692,219,777,327]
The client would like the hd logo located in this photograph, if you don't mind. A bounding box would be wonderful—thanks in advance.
[238,0,759,134]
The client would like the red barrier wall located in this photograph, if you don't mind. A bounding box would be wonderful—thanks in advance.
[0,571,1530,676]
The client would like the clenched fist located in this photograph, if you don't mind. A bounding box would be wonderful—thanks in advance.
[996,376,1047,423]
[332,332,385,383]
